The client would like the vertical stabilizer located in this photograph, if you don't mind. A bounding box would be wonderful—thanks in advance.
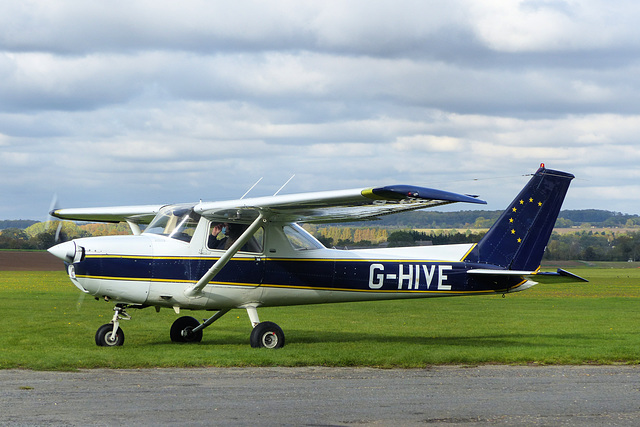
[464,166,574,271]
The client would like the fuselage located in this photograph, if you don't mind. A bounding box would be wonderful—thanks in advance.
[52,217,529,311]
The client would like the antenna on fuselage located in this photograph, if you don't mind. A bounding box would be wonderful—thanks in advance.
[241,177,263,200]
[273,174,295,196]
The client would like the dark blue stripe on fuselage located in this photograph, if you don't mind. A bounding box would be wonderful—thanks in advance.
[73,256,524,293]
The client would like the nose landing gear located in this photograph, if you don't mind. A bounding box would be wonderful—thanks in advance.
[95,304,130,347]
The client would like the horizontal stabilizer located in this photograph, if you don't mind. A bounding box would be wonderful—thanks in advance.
[533,268,588,283]
[468,268,587,283]
[467,269,536,276]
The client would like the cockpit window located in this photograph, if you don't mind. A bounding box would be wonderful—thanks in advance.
[283,224,323,251]
[144,205,201,243]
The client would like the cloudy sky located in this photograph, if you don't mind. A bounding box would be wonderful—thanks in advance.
[2,0,640,221]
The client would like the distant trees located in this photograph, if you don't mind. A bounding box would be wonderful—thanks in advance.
[0,220,38,230]
[387,229,486,247]
[0,221,131,250]
[305,225,388,248]
[0,228,32,249]
[355,209,640,230]
[543,231,640,262]
[0,227,52,250]
[3,209,640,261]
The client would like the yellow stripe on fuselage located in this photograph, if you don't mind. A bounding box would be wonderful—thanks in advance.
[74,275,528,295]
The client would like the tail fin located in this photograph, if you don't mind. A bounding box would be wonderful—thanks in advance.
[464,165,574,270]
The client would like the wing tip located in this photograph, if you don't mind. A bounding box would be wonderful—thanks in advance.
[366,185,486,205]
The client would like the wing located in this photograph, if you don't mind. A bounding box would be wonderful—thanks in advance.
[50,205,166,224]
[196,185,486,224]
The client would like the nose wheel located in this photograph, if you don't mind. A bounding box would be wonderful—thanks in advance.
[95,304,130,347]
[95,324,124,346]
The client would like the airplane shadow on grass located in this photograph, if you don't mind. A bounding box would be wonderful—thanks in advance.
[149,329,597,348]
[285,330,597,348]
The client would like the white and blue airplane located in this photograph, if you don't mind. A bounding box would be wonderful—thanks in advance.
[48,164,585,348]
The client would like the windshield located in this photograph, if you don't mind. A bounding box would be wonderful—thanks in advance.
[144,205,201,243]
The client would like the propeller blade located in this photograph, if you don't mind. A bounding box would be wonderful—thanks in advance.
[55,222,63,242]
[45,193,59,230]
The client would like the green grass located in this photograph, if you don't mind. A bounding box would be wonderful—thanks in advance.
[1,267,639,370]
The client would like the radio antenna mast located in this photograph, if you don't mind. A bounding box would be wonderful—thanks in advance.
[273,175,295,196]
[240,177,263,200]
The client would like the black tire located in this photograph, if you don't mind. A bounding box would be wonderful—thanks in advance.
[250,321,285,349]
[170,316,203,343]
[95,323,125,347]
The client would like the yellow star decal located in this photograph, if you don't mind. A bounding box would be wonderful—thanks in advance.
[517,238,522,243]
[519,200,524,205]
[529,197,533,203]
[512,207,517,213]
[511,229,516,234]
[538,202,542,207]
[509,218,514,223]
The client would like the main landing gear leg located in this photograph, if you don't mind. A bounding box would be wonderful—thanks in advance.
[245,306,285,349]
[169,309,231,343]
[95,304,130,347]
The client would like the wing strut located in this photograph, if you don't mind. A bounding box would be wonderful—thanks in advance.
[184,213,265,298]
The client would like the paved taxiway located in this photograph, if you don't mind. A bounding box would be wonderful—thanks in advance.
[1,366,639,426]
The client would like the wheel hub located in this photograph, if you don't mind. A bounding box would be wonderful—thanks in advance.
[262,332,278,348]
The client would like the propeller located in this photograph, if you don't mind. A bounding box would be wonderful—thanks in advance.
[45,193,64,243]
[76,292,86,311]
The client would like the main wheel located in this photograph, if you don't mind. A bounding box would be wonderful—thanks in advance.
[250,321,285,349]
[170,316,203,343]
[95,323,125,347]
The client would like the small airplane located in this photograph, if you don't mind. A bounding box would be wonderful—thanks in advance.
[48,164,585,348]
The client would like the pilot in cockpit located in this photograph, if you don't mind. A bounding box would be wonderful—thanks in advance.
[208,222,228,249]
[208,222,261,252]
[223,223,245,250]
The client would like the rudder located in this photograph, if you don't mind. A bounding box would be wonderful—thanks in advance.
[464,166,574,271]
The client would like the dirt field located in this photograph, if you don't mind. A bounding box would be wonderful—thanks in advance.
[0,251,65,271]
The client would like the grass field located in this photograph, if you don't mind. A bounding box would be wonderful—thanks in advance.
[1,266,639,370]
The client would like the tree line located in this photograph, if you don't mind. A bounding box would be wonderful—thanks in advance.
[351,209,640,229]
[380,229,640,262]
[0,221,130,250]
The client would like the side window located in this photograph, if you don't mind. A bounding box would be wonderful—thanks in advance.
[207,222,264,253]
[283,224,323,251]
[249,228,264,253]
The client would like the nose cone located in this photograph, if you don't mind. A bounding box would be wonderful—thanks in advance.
[48,241,77,263]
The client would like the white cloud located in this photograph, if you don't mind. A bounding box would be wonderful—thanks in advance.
[468,0,640,53]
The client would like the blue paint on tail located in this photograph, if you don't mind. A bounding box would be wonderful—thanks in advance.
[464,166,574,271]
